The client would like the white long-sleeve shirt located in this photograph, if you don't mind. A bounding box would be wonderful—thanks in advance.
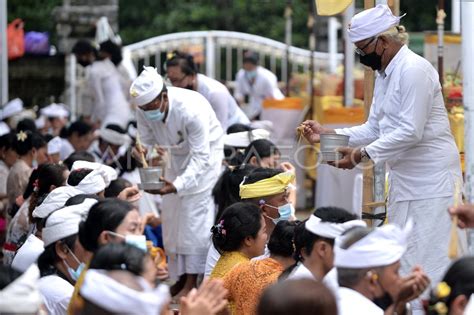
[88,59,132,128]
[336,46,461,203]
[234,66,284,119]
[196,74,249,130]
[136,87,224,196]
[338,287,383,315]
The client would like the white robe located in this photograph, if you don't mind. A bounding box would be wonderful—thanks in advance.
[88,59,132,128]
[234,66,284,119]
[137,87,223,278]
[338,287,383,315]
[197,74,249,130]
[38,275,74,315]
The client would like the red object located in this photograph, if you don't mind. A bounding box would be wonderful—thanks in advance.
[3,242,18,252]
[7,18,25,60]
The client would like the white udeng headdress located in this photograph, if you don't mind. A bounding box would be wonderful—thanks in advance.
[80,269,171,315]
[335,221,412,268]
[347,4,405,43]
[305,215,366,239]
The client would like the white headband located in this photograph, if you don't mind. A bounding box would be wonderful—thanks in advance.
[305,215,366,239]
[70,160,117,194]
[335,220,412,268]
[99,128,131,146]
[80,269,171,315]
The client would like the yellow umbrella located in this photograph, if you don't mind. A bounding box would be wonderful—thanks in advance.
[315,0,353,16]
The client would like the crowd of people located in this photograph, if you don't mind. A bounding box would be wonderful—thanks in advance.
[0,3,474,315]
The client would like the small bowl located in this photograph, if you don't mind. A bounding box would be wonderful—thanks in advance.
[320,134,350,152]
[138,167,164,190]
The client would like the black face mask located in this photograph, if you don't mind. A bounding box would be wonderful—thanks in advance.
[359,39,385,71]
[184,84,194,90]
[373,291,394,310]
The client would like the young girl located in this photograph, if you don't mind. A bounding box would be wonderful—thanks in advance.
[210,202,267,280]
[223,221,297,315]
[426,256,474,315]
[6,131,47,214]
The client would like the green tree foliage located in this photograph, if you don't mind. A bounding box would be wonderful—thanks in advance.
[7,0,62,33]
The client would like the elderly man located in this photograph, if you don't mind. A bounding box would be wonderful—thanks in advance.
[302,5,462,313]
[130,66,224,296]
[336,223,430,315]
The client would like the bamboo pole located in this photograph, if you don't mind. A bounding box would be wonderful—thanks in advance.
[362,0,376,225]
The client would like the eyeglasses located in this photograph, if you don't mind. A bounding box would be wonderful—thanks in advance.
[355,37,376,56]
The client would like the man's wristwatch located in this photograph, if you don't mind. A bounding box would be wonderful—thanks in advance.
[360,147,371,163]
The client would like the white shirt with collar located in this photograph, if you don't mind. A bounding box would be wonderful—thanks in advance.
[286,262,315,281]
[38,274,74,315]
[338,287,383,315]
[336,45,461,203]
[197,74,249,130]
[234,66,284,119]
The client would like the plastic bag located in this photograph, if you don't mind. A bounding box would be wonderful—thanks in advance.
[25,31,50,55]
[7,18,25,60]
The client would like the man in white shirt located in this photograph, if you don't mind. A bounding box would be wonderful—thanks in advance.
[335,222,429,315]
[166,51,250,131]
[286,207,363,299]
[302,6,463,313]
[130,66,224,296]
[234,51,284,120]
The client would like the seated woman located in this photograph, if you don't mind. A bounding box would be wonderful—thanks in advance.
[426,256,474,315]
[37,198,97,315]
[210,202,267,280]
[223,220,297,315]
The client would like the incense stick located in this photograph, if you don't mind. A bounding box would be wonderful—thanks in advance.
[135,132,149,168]
[448,181,461,259]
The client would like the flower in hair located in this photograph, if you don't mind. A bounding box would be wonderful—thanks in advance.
[17,130,28,142]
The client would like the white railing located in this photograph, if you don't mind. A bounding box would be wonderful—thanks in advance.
[122,30,343,83]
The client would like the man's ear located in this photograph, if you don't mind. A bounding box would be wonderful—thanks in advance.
[249,156,258,166]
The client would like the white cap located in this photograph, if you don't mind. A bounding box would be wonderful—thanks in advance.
[305,215,366,239]
[80,269,171,315]
[129,66,164,106]
[35,115,46,129]
[47,136,63,155]
[0,264,43,313]
[98,127,131,146]
[0,121,10,136]
[32,186,83,219]
[70,160,118,194]
[334,221,412,268]
[42,198,98,246]
[1,98,23,120]
[40,103,69,118]
[224,129,271,148]
[11,235,44,273]
[347,4,405,43]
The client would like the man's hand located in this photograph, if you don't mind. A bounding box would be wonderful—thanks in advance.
[145,177,177,195]
[328,147,361,169]
[449,204,474,229]
[299,120,328,144]
[117,186,142,202]
[180,279,228,315]
[395,266,430,306]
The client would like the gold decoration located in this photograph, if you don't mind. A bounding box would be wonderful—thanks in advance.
[436,282,451,299]
[130,89,139,97]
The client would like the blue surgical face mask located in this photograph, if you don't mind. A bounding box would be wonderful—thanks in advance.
[264,203,293,224]
[245,70,257,81]
[63,248,85,282]
[125,234,148,252]
[143,95,165,122]
[107,231,148,252]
